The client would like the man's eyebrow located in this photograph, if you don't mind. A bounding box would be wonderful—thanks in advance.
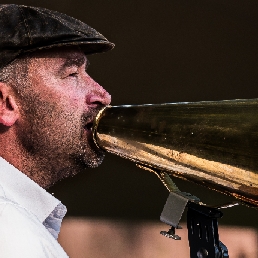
[59,56,88,71]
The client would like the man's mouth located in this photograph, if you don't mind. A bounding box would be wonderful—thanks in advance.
[83,117,104,153]
[81,112,105,154]
[83,115,95,132]
[83,120,94,146]
[84,122,93,131]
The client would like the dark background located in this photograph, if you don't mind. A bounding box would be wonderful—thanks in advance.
[3,0,258,227]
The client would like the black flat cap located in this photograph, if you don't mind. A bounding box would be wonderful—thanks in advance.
[0,4,114,70]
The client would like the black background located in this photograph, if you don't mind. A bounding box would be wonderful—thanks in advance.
[3,0,258,227]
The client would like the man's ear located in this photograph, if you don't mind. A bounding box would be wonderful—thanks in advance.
[0,82,19,127]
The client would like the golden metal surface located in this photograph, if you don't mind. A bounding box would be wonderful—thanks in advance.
[93,99,258,207]
[136,164,180,193]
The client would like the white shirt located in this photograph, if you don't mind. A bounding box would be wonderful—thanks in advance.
[0,157,69,257]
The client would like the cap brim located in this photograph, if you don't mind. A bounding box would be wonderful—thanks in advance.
[23,39,115,55]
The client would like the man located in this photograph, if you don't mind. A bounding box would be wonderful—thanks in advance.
[0,4,114,257]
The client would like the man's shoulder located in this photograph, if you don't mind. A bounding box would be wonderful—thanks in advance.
[0,195,42,228]
[0,197,68,257]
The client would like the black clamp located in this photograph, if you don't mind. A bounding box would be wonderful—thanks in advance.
[187,202,229,258]
[160,192,229,258]
[136,165,230,257]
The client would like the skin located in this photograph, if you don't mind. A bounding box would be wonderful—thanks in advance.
[0,46,111,188]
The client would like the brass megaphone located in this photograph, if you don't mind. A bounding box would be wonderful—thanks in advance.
[93,98,258,208]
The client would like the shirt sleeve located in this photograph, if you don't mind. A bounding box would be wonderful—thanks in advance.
[0,202,69,258]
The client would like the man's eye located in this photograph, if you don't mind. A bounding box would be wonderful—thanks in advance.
[69,72,78,77]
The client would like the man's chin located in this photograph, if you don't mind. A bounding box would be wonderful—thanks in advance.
[84,132,106,168]
[84,152,105,168]
[73,148,106,169]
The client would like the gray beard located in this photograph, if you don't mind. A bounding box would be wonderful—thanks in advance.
[16,103,105,187]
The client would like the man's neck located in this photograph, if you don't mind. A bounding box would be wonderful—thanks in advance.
[0,130,50,188]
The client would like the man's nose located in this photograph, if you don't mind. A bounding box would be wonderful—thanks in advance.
[85,77,111,107]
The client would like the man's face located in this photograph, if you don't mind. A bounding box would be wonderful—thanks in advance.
[15,47,111,186]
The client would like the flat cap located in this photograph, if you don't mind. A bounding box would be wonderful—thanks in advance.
[0,4,114,69]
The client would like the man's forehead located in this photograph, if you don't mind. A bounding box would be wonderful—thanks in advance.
[29,46,88,67]
[31,46,86,59]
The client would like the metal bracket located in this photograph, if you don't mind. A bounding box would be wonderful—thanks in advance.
[136,164,230,257]
[187,202,229,258]
[160,193,229,257]
[160,191,188,240]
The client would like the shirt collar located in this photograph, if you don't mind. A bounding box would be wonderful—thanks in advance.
[0,157,62,223]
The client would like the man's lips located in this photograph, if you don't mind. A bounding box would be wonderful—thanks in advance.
[82,107,104,133]
[81,111,106,154]
[83,121,94,146]
[83,118,103,152]
[84,122,93,131]
[83,115,94,132]
[83,117,97,146]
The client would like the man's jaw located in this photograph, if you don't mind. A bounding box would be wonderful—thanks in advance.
[81,111,106,165]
